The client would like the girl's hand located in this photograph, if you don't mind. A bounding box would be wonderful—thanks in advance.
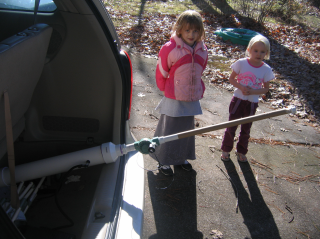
[245,86,252,95]
[240,85,250,95]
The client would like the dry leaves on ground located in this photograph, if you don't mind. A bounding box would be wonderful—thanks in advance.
[107,7,320,128]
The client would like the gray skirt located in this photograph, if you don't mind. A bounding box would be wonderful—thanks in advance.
[150,114,196,165]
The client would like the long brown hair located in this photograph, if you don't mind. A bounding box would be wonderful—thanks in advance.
[172,10,205,42]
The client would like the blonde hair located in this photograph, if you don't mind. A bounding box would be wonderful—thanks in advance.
[246,35,271,60]
[172,10,205,42]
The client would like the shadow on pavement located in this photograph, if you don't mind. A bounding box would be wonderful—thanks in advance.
[222,160,281,239]
[147,167,203,239]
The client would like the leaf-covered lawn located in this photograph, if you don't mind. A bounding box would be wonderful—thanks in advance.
[107,6,320,127]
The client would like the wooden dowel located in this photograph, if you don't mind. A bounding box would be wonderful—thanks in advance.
[176,107,295,140]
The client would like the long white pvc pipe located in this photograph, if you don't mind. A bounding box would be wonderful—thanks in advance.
[0,142,135,187]
[0,107,295,187]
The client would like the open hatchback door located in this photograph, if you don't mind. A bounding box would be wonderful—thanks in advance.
[0,0,144,238]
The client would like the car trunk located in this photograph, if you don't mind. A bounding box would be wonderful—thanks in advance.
[0,0,134,238]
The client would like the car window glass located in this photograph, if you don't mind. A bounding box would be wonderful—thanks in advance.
[0,0,57,12]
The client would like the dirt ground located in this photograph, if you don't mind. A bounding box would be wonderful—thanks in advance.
[127,52,320,239]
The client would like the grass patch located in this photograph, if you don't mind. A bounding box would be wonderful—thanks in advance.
[295,14,320,29]
[105,0,198,16]
[207,56,231,72]
[107,0,319,30]
[105,0,199,28]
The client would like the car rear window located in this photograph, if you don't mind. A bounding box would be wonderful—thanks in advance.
[0,0,57,12]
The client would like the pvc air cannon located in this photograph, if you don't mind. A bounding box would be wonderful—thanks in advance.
[0,106,296,187]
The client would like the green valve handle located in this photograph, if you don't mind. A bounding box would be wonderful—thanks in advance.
[134,137,160,154]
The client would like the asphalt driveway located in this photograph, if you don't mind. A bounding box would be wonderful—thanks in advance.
[128,52,320,239]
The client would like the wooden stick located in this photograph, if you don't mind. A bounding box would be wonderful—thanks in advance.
[157,107,296,145]
[177,107,295,140]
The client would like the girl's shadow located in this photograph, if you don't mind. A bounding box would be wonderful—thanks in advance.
[147,166,203,239]
[223,160,281,239]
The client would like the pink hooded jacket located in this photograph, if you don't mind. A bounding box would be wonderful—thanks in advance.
[155,34,208,102]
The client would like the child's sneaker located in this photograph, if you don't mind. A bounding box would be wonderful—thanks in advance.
[181,160,192,171]
[221,151,230,161]
[236,152,247,162]
[158,164,173,176]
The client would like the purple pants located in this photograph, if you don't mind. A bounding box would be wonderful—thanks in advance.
[221,97,258,155]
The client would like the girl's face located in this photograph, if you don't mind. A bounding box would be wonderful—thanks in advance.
[247,42,268,66]
[179,24,200,46]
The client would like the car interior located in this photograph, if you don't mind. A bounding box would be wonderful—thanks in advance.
[0,1,134,238]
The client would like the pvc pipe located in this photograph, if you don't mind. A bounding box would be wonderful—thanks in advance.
[29,177,46,203]
[12,186,34,222]
[0,142,124,187]
[11,208,21,222]
[23,177,46,214]
[22,186,34,203]
[18,182,33,201]
[17,181,24,194]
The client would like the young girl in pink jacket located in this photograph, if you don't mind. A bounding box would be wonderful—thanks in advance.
[150,10,208,176]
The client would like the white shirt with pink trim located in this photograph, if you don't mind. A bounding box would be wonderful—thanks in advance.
[231,58,275,103]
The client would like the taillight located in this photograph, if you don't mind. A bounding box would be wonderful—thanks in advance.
[123,50,133,120]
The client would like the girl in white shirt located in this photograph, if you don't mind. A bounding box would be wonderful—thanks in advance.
[221,35,275,162]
